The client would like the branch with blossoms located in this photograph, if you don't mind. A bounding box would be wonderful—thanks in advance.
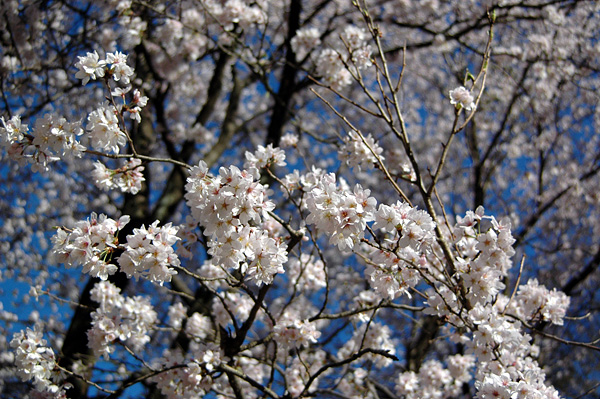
[4,2,597,399]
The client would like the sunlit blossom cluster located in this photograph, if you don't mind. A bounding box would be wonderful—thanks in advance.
[337,322,396,368]
[511,278,570,325]
[0,114,84,171]
[202,0,266,31]
[184,156,287,285]
[75,50,134,85]
[86,103,127,154]
[396,356,475,399]
[338,130,384,170]
[340,25,373,69]
[151,346,222,399]
[366,203,435,298]
[284,350,326,397]
[273,319,321,349]
[243,143,286,170]
[51,213,131,280]
[3,1,591,398]
[111,87,149,123]
[306,173,377,250]
[92,158,145,194]
[449,86,476,111]
[212,291,255,327]
[10,326,64,395]
[117,220,181,284]
[88,281,157,358]
[420,207,569,399]
[287,253,327,291]
[291,27,321,61]
[316,48,352,91]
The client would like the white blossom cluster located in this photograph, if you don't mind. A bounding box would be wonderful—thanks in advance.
[0,114,85,171]
[280,165,326,197]
[10,326,65,395]
[305,173,377,251]
[396,355,475,399]
[243,143,286,170]
[510,278,570,326]
[287,253,326,291]
[185,155,287,285]
[117,220,181,285]
[455,208,516,306]
[338,130,384,170]
[202,0,266,31]
[291,27,321,61]
[315,25,372,90]
[167,302,187,330]
[468,306,563,399]
[92,158,145,194]
[273,319,321,349]
[151,346,222,399]
[284,349,326,397]
[111,87,149,123]
[185,312,212,341]
[340,25,373,69]
[75,50,134,85]
[316,49,352,91]
[337,322,396,369]
[87,281,157,358]
[51,213,131,280]
[86,103,127,154]
[51,214,181,285]
[365,201,436,299]
[422,207,570,399]
[449,86,476,111]
[212,291,255,327]
[279,132,299,148]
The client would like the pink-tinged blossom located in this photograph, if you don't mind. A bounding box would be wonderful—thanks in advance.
[184,157,286,285]
[88,281,157,358]
[51,213,130,280]
[449,86,476,111]
[280,132,299,148]
[244,229,287,285]
[127,89,148,123]
[117,220,181,285]
[284,350,326,397]
[244,143,286,170]
[0,115,27,144]
[167,302,187,330]
[185,312,212,341]
[273,319,321,348]
[10,325,64,394]
[396,371,419,398]
[316,48,352,90]
[305,173,376,251]
[337,322,395,368]
[288,253,326,291]
[291,27,321,61]
[105,51,134,84]
[341,25,373,69]
[512,278,570,325]
[92,158,145,194]
[86,104,127,153]
[212,292,255,327]
[1,114,85,169]
[338,130,383,170]
[204,0,266,31]
[151,346,220,399]
[74,50,106,85]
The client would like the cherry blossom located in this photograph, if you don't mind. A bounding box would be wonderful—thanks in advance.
[2,1,596,398]
[449,86,476,111]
